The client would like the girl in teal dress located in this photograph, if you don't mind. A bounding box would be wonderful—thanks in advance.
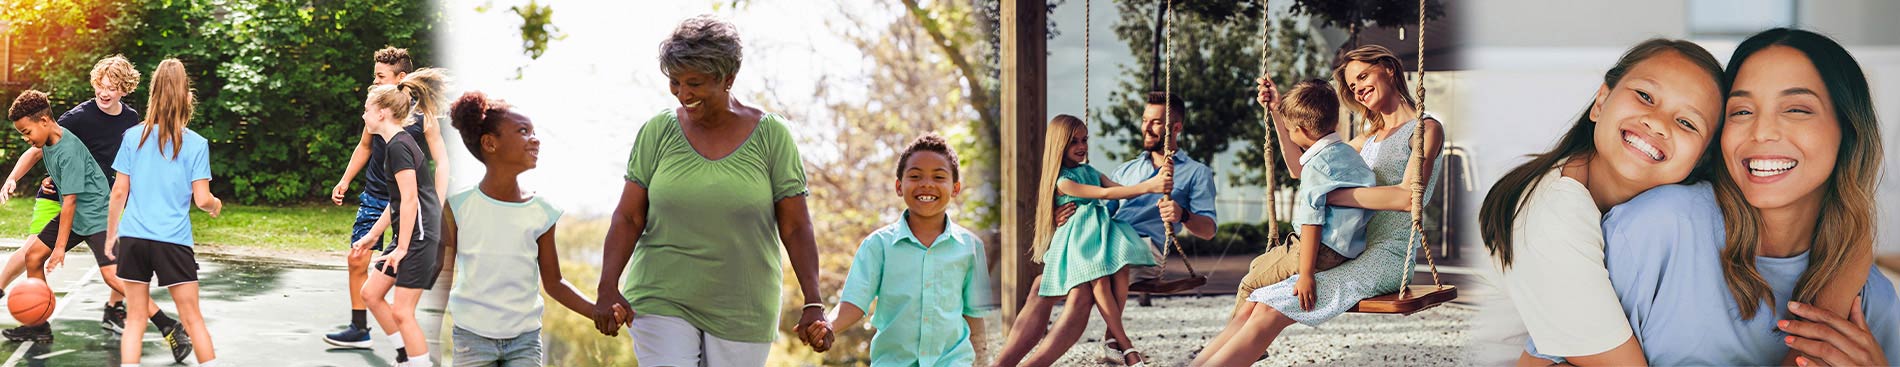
[1002,114,1166,366]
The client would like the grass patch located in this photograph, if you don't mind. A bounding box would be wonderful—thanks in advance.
[0,197,356,252]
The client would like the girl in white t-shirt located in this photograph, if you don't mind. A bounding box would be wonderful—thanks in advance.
[440,91,600,366]
[1476,39,1727,365]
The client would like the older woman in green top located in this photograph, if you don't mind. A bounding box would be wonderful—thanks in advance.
[592,14,825,365]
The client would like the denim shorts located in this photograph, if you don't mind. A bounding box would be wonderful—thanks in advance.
[351,192,389,252]
[452,326,542,367]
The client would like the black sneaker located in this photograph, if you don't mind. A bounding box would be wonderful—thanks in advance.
[159,321,192,363]
[101,302,127,334]
[1,323,51,342]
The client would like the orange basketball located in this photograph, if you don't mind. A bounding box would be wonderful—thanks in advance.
[7,278,54,326]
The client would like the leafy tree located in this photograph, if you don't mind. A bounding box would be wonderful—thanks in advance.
[1100,0,1327,191]
[1,0,438,204]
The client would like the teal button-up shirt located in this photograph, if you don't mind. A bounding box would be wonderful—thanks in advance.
[839,212,996,367]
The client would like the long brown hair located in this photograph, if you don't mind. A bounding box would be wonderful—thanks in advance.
[139,58,194,160]
[1716,28,1883,319]
[1030,114,1086,262]
[366,68,449,127]
[1330,45,1416,135]
[1478,39,1726,268]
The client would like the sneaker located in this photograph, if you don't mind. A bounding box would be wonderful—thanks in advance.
[1,323,51,342]
[159,321,192,363]
[101,302,127,334]
[323,325,374,349]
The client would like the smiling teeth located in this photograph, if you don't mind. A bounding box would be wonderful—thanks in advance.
[916,195,939,202]
[1746,158,1797,177]
[1624,133,1662,161]
[685,100,703,108]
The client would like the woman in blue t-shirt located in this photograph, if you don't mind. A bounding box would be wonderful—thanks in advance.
[1556,28,1894,367]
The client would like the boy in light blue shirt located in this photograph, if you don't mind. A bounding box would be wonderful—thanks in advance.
[1233,79,1375,312]
[801,133,995,366]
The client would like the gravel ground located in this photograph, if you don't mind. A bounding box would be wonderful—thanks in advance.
[987,295,1473,366]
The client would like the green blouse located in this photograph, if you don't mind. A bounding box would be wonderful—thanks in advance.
[622,109,809,343]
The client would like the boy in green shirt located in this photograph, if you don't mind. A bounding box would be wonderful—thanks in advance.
[4,91,185,350]
[801,133,995,366]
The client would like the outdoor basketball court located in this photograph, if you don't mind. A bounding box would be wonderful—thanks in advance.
[0,241,447,366]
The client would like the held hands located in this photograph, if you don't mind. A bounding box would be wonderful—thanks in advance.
[1781,298,1889,367]
[1294,275,1317,311]
[793,306,831,352]
[795,312,835,353]
[593,292,634,336]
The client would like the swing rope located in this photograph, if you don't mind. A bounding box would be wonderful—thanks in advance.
[1157,0,1200,278]
[1399,0,1444,292]
[1255,0,1448,309]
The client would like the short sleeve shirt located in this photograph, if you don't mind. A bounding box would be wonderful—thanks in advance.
[1291,133,1376,258]
[41,127,110,235]
[621,109,808,343]
[838,213,994,366]
[111,126,211,246]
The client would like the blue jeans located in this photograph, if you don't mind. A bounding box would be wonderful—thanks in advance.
[351,192,388,251]
[452,327,542,367]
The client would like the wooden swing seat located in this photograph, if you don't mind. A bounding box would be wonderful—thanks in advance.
[1349,285,1457,315]
[1127,274,1206,294]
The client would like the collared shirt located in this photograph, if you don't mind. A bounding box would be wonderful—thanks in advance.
[839,212,996,367]
[1292,132,1375,258]
[1107,151,1217,247]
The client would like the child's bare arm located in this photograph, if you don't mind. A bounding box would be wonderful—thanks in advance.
[191,179,221,217]
[105,172,129,256]
[333,129,373,205]
[2,147,43,200]
[440,205,457,269]
[1058,170,1167,200]
[967,315,988,365]
[1324,118,1443,212]
[391,170,419,254]
[424,120,451,204]
[830,302,867,331]
[537,222,595,317]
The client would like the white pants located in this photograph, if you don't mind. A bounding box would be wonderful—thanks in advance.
[630,314,771,367]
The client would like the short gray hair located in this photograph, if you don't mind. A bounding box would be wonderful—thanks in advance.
[659,14,743,81]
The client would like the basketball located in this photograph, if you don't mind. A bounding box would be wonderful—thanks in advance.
[7,278,53,326]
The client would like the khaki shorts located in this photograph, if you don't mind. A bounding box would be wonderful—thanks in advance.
[1232,238,1349,316]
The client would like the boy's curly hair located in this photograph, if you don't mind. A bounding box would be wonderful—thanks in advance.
[897,133,960,181]
[8,90,51,122]
[374,46,414,73]
[90,55,140,93]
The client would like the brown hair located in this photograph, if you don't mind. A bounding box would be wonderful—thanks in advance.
[1145,91,1187,126]
[1717,28,1883,319]
[1278,79,1340,137]
[897,132,960,181]
[139,59,196,160]
[1331,45,1417,135]
[449,91,512,163]
[374,46,414,74]
[8,90,51,122]
[90,55,140,94]
[366,68,448,127]
[1478,39,1726,268]
[1031,114,1087,261]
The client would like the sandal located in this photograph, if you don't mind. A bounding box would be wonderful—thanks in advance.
[1102,340,1124,357]
[1122,348,1150,367]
